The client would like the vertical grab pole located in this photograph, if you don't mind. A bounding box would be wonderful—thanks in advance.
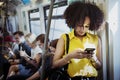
[40,0,55,80]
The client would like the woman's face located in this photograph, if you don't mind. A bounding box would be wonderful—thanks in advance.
[75,17,90,37]
[36,40,44,49]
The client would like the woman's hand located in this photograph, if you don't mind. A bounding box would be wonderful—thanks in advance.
[67,48,92,59]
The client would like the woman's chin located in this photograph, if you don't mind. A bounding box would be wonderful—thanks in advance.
[79,33,86,37]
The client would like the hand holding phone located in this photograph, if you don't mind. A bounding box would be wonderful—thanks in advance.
[84,48,95,54]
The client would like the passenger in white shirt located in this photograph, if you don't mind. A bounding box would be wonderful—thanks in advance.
[7,33,42,79]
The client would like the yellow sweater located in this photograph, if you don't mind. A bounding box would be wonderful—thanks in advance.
[62,30,99,77]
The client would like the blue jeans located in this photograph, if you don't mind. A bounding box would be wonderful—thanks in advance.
[18,64,31,76]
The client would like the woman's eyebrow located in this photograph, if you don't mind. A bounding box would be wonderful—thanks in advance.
[83,24,90,27]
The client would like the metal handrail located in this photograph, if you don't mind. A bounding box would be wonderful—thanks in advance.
[40,0,55,80]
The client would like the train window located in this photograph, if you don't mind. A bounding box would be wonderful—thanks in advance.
[47,19,69,40]
[28,8,41,36]
[30,20,41,35]
[30,12,40,18]
[46,6,68,16]
[44,0,70,40]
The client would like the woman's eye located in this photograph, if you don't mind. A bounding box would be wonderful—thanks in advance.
[84,25,89,28]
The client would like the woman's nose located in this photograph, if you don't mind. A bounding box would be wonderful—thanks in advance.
[79,27,84,31]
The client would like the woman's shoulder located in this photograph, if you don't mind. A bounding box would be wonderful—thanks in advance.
[61,33,67,39]
[87,33,98,38]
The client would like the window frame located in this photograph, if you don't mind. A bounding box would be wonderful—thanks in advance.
[28,8,40,33]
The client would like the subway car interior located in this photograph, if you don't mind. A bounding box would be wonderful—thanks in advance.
[0,0,120,80]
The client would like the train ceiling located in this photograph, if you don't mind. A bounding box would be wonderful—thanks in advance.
[0,0,22,14]
[0,0,42,15]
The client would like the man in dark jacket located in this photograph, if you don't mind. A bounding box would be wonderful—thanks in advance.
[13,31,31,58]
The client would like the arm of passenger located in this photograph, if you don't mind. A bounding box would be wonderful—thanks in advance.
[26,71,40,80]
[9,59,20,65]
[90,38,102,69]
[25,53,41,68]
[52,37,71,68]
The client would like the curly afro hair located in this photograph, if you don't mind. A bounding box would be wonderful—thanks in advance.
[63,1,104,31]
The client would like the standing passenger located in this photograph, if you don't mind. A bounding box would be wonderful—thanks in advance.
[52,1,104,80]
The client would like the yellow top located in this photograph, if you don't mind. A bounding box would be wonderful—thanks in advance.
[62,29,99,77]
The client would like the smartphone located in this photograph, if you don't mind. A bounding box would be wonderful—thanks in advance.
[84,48,95,54]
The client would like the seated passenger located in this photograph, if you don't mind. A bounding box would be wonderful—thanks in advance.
[8,31,32,65]
[0,35,15,80]
[26,38,59,80]
[12,31,31,59]
[7,33,43,80]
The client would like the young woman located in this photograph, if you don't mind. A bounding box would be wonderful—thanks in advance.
[52,1,104,80]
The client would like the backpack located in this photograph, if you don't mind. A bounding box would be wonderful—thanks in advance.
[48,34,70,80]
